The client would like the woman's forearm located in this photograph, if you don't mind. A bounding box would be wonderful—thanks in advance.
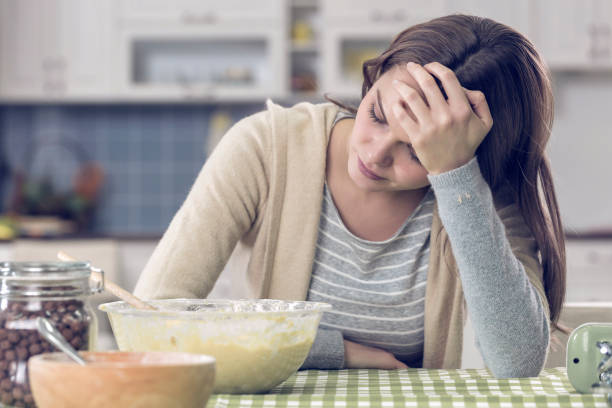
[428,157,549,378]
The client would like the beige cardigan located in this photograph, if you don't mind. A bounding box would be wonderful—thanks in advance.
[134,100,549,369]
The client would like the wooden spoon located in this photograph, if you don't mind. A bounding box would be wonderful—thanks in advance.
[57,251,157,311]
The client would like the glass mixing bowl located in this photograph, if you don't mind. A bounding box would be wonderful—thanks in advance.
[99,299,331,393]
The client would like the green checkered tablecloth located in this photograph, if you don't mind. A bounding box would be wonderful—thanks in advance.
[207,368,609,408]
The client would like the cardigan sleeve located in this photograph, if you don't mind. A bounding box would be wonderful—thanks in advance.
[133,110,272,300]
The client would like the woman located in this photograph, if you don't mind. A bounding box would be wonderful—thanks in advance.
[134,14,566,378]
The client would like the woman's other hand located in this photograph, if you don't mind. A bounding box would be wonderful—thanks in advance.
[343,339,408,369]
[391,61,494,175]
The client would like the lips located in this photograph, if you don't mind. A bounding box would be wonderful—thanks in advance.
[358,157,384,181]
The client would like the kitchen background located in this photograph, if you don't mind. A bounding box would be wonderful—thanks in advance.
[0,0,611,367]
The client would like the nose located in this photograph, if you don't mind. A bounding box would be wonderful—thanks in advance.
[365,134,394,168]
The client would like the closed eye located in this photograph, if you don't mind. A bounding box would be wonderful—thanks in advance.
[368,88,394,125]
[406,143,421,165]
[368,102,386,124]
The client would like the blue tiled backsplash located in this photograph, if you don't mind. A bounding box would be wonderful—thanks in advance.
[0,104,263,235]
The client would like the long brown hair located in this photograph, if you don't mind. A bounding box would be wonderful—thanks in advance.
[327,14,566,332]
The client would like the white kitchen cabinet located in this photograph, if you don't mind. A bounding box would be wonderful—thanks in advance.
[2,1,608,103]
[320,0,447,99]
[564,240,612,302]
[531,0,612,70]
[288,0,319,96]
[114,0,289,102]
[446,0,531,38]
[116,0,284,25]
[0,0,47,98]
[322,0,446,26]
[56,0,114,98]
[320,25,397,99]
[0,0,114,101]
[116,24,288,102]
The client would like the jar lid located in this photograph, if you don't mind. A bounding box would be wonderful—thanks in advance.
[0,261,104,298]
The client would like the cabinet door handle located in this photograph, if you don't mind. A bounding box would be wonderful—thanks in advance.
[42,57,54,70]
[42,57,66,71]
[182,84,215,100]
[181,10,217,24]
[369,9,407,23]
[57,56,67,70]
[604,23,611,59]
[394,9,407,22]
[589,23,612,60]
[196,12,217,24]
[369,9,383,22]
[43,81,66,94]
[181,10,196,24]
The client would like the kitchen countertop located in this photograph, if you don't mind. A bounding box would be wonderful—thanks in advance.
[0,223,610,244]
[207,368,608,408]
[0,233,162,242]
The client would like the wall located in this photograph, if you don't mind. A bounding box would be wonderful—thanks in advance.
[0,103,262,235]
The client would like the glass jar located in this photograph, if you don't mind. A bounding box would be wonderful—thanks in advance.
[0,262,103,408]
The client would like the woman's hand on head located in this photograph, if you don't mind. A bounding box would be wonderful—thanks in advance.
[343,339,408,369]
[391,61,494,175]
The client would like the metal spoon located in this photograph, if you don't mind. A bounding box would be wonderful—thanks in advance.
[36,317,87,366]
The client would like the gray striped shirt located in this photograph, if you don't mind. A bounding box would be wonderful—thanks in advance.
[306,184,434,367]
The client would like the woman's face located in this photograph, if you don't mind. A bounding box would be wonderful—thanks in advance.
[347,65,430,194]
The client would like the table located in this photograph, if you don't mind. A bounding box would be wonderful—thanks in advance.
[207,368,609,408]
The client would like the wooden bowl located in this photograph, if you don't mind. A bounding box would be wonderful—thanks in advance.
[28,351,215,408]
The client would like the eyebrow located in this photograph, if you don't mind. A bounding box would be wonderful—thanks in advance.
[376,89,388,123]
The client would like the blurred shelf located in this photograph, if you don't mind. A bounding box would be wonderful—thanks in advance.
[565,230,612,240]
[291,42,318,53]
